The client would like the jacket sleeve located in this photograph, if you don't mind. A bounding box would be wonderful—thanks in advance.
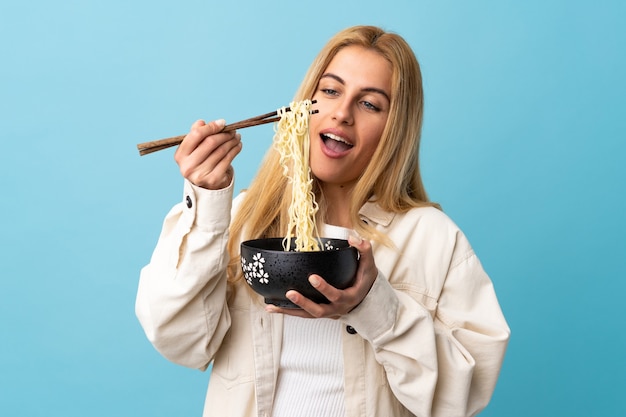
[343,222,510,417]
[135,179,236,370]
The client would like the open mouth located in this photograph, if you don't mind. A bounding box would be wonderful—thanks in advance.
[321,133,354,153]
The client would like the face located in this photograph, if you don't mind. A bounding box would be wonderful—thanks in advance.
[309,46,392,189]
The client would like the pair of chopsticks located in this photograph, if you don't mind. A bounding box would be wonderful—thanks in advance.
[136,100,318,156]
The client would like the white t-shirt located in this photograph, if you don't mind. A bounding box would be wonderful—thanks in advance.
[271,224,350,417]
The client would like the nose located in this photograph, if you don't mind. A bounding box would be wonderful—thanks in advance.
[331,98,354,126]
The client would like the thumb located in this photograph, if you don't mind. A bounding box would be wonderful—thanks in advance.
[208,118,226,133]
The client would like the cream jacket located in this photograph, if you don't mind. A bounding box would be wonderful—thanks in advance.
[136,179,510,417]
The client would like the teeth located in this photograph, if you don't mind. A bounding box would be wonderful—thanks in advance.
[323,133,351,145]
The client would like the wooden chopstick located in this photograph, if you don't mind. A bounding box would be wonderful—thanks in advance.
[136,101,317,156]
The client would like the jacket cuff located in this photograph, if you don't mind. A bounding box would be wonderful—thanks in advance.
[342,272,399,342]
[181,179,234,232]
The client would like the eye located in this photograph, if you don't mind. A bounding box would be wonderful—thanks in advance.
[361,100,380,112]
[321,88,339,96]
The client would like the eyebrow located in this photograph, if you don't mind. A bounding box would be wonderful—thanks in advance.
[320,73,391,103]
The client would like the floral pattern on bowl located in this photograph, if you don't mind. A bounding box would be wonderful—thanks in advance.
[240,237,358,308]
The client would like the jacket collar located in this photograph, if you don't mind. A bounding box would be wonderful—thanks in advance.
[358,200,395,227]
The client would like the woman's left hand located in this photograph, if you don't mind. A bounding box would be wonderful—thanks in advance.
[265,235,378,319]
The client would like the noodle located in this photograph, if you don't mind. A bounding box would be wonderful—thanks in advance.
[273,99,321,252]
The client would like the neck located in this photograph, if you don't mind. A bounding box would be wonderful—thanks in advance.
[320,182,355,228]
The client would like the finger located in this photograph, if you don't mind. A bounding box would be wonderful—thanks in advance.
[184,137,242,189]
[348,235,375,271]
[195,131,241,163]
[177,119,226,157]
[189,133,241,175]
[174,120,203,160]
[265,298,313,318]
[348,233,366,254]
[201,137,242,187]
[284,290,334,318]
[212,132,243,166]
[307,274,343,304]
[345,235,378,302]
[178,131,238,178]
[291,284,346,319]
[193,119,207,128]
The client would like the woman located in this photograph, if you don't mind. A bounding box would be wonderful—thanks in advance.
[136,25,510,417]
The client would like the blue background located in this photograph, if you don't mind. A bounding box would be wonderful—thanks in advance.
[1,1,624,415]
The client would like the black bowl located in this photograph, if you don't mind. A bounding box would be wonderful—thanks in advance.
[240,238,359,308]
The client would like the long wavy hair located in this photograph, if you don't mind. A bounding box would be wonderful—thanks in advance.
[227,25,439,284]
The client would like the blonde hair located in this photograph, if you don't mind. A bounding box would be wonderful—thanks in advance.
[227,25,439,284]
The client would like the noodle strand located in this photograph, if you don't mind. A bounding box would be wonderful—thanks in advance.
[273,99,321,252]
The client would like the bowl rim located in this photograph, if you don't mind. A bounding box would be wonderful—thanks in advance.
[241,237,354,254]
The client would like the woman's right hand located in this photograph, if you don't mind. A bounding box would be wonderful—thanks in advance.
[174,119,242,190]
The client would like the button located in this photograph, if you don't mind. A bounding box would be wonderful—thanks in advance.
[185,195,192,208]
[346,325,357,334]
